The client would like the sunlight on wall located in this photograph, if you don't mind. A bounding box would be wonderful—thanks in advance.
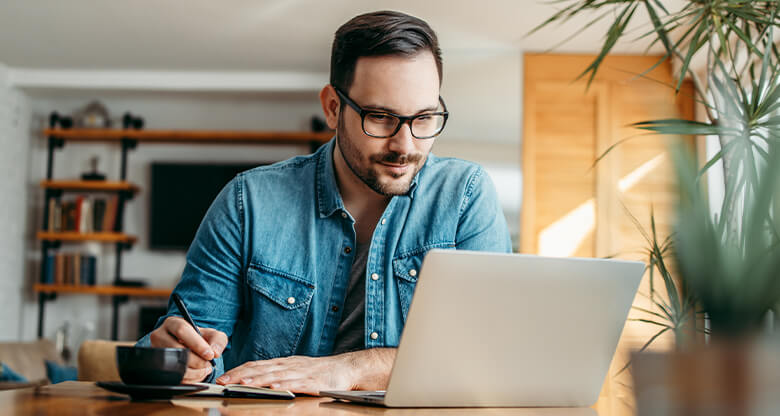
[618,154,665,192]
[537,153,666,257]
[538,199,595,257]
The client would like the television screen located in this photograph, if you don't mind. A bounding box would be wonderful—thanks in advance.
[149,162,263,250]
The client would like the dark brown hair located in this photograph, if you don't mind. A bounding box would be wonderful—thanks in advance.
[330,11,443,94]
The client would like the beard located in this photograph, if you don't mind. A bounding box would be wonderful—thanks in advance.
[336,114,425,196]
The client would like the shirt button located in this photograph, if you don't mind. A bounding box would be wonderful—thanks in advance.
[344,247,352,254]
[341,212,348,219]
[287,297,296,305]
[371,273,379,281]
[381,218,387,225]
[332,305,339,312]
[409,269,417,277]
[370,332,379,340]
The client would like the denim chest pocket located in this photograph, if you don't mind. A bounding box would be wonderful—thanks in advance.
[392,254,424,323]
[245,263,315,359]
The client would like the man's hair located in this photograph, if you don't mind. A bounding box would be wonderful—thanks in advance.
[330,10,443,93]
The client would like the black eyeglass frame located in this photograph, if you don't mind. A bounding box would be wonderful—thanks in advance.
[334,87,449,139]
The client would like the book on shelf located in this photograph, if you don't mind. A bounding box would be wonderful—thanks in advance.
[78,196,90,233]
[41,254,55,284]
[92,199,107,232]
[46,195,119,233]
[43,253,97,286]
[102,195,118,232]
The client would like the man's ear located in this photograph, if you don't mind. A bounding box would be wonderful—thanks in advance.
[319,85,340,130]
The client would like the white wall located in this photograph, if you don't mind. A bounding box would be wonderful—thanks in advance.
[437,49,523,242]
[441,49,522,146]
[0,63,32,341]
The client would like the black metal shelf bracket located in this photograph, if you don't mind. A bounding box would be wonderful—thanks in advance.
[45,137,65,180]
[119,138,138,181]
[36,292,56,338]
[111,295,130,341]
[37,112,145,341]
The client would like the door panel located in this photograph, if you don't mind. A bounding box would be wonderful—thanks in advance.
[529,81,602,258]
[523,54,695,416]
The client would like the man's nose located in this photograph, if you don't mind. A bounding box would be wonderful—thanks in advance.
[387,121,416,157]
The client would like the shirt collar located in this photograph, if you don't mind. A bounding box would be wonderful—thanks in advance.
[407,154,430,199]
[316,138,345,218]
[316,136,430,217]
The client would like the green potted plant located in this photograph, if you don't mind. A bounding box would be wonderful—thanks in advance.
[532,1,780,413]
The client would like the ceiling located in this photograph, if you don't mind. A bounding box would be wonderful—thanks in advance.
[0,0,688,72]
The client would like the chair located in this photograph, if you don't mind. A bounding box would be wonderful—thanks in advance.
[77,340,134,382]
[0,339,62,390]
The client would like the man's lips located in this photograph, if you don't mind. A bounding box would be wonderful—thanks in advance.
[378,161,410,174]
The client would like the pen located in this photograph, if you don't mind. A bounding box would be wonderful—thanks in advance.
[172,293,217,367]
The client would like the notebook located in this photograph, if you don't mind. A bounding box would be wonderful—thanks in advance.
[190,382,295,400]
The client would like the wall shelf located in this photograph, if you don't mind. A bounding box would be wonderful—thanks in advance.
[43,128,333,145]
[34,284,171,298]
[37,120,328,341]
[37,231,137,244]
[40,180,140,193]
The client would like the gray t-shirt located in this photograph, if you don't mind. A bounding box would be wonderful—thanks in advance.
[331,242,369,354]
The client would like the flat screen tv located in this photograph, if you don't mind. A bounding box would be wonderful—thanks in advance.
[149,162,264,250]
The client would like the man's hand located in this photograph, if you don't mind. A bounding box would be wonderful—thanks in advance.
[216,348,396,395]
[149,316,228,383]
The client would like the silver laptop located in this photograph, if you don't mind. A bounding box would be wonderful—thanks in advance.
[321,249,644,407]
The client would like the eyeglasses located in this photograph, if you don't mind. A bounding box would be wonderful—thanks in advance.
[335,88,449,139]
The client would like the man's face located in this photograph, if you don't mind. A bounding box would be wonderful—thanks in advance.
[336,51,441,196]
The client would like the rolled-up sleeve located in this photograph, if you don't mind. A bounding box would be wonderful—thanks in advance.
[137,175,245,381]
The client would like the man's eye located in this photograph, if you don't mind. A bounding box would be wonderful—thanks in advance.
[367,114,392,122]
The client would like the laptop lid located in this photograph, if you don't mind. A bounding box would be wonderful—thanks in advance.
[384,250,644,407]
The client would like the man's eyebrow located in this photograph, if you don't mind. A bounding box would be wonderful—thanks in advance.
[363,104,441,114]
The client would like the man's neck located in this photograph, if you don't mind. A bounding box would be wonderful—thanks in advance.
[332,141,391,242]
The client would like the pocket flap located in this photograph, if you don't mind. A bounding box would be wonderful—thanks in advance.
[392,254,424,283]
[246,264,315,310]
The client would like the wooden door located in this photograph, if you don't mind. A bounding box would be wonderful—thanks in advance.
[522,54,695,416]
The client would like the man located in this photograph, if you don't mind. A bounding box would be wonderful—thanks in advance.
[140,10,511,395]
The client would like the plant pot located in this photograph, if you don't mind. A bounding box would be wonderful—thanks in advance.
[632,338,780,416]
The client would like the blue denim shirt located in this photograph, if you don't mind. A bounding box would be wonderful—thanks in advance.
[138,138,511,380]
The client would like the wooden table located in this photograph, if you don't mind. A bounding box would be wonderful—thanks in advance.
[0,381,600,415]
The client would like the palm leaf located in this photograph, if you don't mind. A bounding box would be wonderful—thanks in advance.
[615,327,670,376]
[631,118,740,136]
[578,2,640,88]
[676,10,710,92]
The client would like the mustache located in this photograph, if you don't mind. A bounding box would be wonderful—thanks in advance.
[371,152,423,165]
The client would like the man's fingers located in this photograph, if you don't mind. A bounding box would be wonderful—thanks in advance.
[216,354,351,394]
[187,351,211,369]
[150,326,186,349]
[164,317,215,361]
[216,361,251,384]
[218,360,274,385]
[183,365,212,383]
[243,370,297,386]
[218,357,313,387]
[240,370,301,389]
[201,328,228,358]
[249,375,321,395]
[152,328,210,369]
[274,380,319,396]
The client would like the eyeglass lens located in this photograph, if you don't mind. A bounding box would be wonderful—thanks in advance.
[363,113,445,138]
